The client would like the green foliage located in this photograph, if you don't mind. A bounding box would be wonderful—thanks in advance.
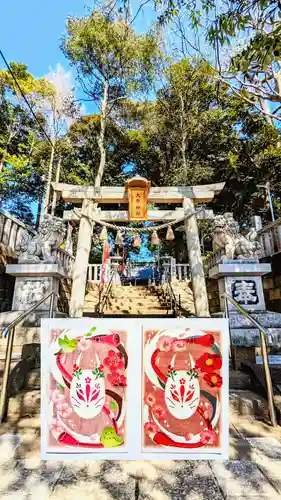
[62,10,161,95]
[0,62,55,101]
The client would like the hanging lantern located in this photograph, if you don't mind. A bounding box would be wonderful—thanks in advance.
[99,226,107,242]
[151,230,160,246]
[166,226,175,241]
[115,230,123,246]
[133,233,141,248]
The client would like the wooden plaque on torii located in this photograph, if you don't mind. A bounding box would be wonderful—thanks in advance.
[125,176,151,221]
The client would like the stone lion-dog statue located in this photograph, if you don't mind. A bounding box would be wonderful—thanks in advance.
[212,213,262,260]
[16,215,66,263]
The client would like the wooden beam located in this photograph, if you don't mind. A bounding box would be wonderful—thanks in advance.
[53,182,225,204]
[63,208,214,222]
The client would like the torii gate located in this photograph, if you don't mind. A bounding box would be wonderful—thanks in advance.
[52,179,225,318]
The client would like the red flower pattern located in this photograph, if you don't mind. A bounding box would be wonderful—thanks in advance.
[196,353,222,372]
[144,422,159,435]
[157,336,172,352]
[200,429,217,445]
[145,393,156,407]
[154,406,166,420]
[171,340,186,352]
[107,372,127,387]
[203,373,223,388]
[104,350,125,372]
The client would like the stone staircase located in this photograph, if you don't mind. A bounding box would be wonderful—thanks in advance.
[0,325,40,455]
[83,280,196,317]
[104,284,172,316]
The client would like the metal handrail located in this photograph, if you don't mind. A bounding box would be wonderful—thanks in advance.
[167,281,180,317]
[161,270,181,317]
[98,268,118,316]
[222,292,277,427]
[0,291,56,423]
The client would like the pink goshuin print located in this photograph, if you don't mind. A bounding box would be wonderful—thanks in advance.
[143,327,224,451]
[41,319,229,460]
[47,327,127,451]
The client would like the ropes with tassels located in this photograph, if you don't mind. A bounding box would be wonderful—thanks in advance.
[73,207,204,235]
[151,230,160,246]
[115,230,123,246]
[99,226,108,242]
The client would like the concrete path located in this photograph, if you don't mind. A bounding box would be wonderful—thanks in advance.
[0,438,280,499]
[0,415,280,500]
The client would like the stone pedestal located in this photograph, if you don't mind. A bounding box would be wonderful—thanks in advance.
[209,260,271,313]
[6,263,66,316]
[209,259,281,349]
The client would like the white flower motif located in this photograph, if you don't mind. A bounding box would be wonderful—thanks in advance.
[78,337,90,351]
[89,433,99,443]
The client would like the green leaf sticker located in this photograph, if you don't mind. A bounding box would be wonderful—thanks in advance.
[58,384,65,392]
[84,332,93,337]
[90,327,97,332]
[58,335,78,353]
[110,401,117,409]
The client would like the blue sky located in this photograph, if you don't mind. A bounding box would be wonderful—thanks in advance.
[1,1,156,86]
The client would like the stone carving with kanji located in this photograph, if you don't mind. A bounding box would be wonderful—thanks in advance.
[212,213,262,260]
[16,215,66,263]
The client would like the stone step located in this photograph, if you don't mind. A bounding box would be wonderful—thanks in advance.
[0,327,40,351]
[229,389,269,420]
[110,288,155,297]
[111,294,161,300]
[106,311,169,316]
[106,305,167,313]
[104,310,172,316]
[7,389,40,421]
[25,368,40,390]
[108,298,162,306]
[229,370,251,390]
[0,353,22,373]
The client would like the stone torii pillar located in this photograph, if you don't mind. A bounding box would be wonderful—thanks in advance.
[183,197,210,317]
[69,199,94,318]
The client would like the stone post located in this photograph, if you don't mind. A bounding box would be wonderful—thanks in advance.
[69,199,94,318]
[183,197,209,316]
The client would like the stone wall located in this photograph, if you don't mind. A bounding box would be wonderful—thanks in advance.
[262,253,281,313]
[0,263,15,312]
[207,278,220,314]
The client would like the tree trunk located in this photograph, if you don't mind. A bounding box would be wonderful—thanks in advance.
[259,97,273,125]
[51,156,61,215]
[43,142,55,215]
[95,81,109,188]
[36,190,43,229]
[179,93,187,170]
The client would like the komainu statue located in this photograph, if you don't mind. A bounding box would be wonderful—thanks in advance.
[212,213,262,260]
[16,215,66,263]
